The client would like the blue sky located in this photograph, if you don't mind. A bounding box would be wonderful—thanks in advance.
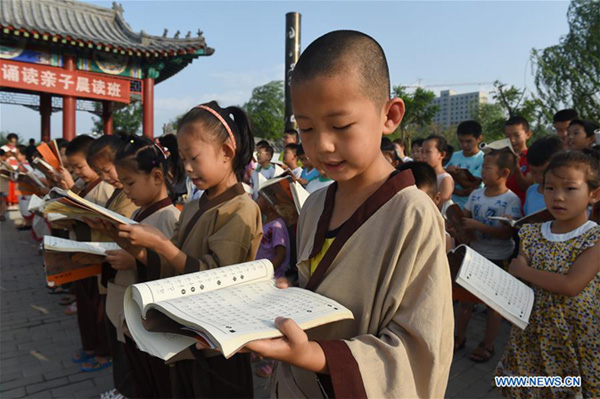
[1,0,571,141]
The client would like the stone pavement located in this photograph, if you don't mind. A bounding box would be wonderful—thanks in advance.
[1,207,510,398]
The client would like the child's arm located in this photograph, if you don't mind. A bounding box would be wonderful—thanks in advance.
[462,217,513,239]
[272,245,287,271]
[439,176,454,203]
[510,241,599,297]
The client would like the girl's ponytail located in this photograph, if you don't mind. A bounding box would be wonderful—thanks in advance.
[225,106,255,182]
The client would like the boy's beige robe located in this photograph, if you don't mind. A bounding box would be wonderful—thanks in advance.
[274,170,454,399]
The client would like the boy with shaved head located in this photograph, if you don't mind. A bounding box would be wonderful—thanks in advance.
[229,30,453,398]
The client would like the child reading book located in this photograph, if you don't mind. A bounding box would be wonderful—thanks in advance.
[455,148,522,362]
[496,151,600,398]
[104,135,181,398]
[210,30,453,398]
[63,135,114,372]
[111,101,262,398]
[445,120,484,208]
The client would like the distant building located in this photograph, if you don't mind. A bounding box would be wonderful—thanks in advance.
[432,90,488,128]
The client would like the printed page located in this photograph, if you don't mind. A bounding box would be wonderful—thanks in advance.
[132,259,274,312]
[27,195,44,213]
[124,287,197,361]
[291,181,309,212]
[155,281,354,358]
[43,236,120,255]
[43,188,137,225]
[455,245,534,329]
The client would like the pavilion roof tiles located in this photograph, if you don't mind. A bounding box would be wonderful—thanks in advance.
[0,0,215,58]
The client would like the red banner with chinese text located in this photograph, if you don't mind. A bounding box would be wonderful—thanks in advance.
[0,59,131,103]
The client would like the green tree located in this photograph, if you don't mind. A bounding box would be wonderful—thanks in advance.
[92,102,143,135]
[479,81,551,141]
[244,80,285,140]
[391,86,439,146]
[531,0,600,122]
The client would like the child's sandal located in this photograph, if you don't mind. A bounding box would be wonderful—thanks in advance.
[469,342,494,363]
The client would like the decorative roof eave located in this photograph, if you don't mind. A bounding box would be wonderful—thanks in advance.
[0,0,215,60]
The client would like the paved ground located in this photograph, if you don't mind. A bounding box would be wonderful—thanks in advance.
[0,207,510,398]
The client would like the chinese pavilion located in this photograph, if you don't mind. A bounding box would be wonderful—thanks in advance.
[0,0,214,140]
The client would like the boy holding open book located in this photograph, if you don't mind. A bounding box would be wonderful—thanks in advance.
[219,30,454,398]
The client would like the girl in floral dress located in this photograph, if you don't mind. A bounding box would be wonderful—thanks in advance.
[496,151,600,398]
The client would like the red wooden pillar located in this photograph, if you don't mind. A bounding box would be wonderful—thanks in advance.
[63,55,76,141]
[40,94,52,142]
[142,77,154,139]
[102,101,113,135]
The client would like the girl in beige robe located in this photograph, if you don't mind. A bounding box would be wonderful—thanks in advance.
[112,102,263,398]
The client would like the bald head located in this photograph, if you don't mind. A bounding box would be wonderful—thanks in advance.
[291,30,391,107]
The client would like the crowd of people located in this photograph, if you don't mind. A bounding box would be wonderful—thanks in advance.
[1,30,599,399]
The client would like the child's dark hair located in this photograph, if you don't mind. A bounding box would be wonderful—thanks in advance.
[256,140,270,149]
[553,109,578,123]
[392,138,406,149]
[86,135,126,167]
[6,133,18,141]
[505,115,530,132]
[544,150,600,190]
[486,149,516,177]
[397,161,437,192]
[297,144,305,157]
[283,129,299,141]
[156,134,184,185]
[177,101,255,182]
[65,135,94,156]
[443,144,454,166]
[457,120,482,139]
[526,136,564,167]
[291,30,390,107]
[284,143,299,155]
[115,135,181,195]
[569,119,599,138]
[261,144,274,157]
[55,138,69,150]
[424,134,448,154]
[411,138,424,148]
[0,149,5,156]
[381,137,400,162]
[380,137,395,153]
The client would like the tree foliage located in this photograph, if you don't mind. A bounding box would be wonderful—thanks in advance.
[531,0,600,122]
[475,81,551,142]
[391,86,439,145]
[92,102,143,135]
[244,80,285,140]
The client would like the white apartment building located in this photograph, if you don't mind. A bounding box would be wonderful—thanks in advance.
[432,90,488,128]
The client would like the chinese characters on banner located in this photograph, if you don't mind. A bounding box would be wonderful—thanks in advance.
[0,59,131,103]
